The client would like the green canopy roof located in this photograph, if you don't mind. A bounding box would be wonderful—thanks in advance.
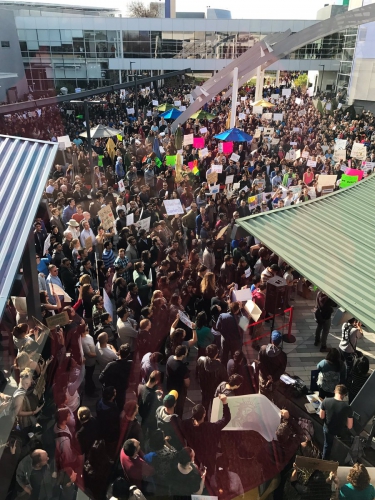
[237,176,375,331]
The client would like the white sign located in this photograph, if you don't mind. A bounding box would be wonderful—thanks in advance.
[245,267,251,278]
[317,174,337,187]
[211,165,223,173]
[295,97,301,105]
[307,160,317,168]
[282,88,291,97]
[48,283,72,302]
[199,147,209,158]
[118,179,125,192]
[225,174,234,184]
[209,184,220,194]
[135,217,151,232]
[351,142,367,161]
[333,149,346,162]
[57,135,71,149]
[361,161,375,171]
[174,100,181,107]
[127,108,135,115]
[152,100,158,106]
[238,113,246,120]
[273,113,283,122]
[159,146,165,153]
[43,234,51,257]
[103,288,113,318]
[179,105,186,111]
[183,133,194,146]
[252,106,263,114]
[163,199,184,216]
[199,127,208,134]
[126,213,134,226]
[179,311,193,329]
[230,153,240,162]
[263,128,274,136]
[271,138,280,145]
[232,288,252,302]
[298,109,306,117]
[290,142,297,146]
[244,299,262,322]
[302,151,310,159]
[335,139,347,150]
[262,113,273,120]
[240,96,247,101]
[271,94,279,99]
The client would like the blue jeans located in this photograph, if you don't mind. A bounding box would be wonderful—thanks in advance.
[323,425,334,460]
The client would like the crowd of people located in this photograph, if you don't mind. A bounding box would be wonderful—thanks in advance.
[0,73,374,500]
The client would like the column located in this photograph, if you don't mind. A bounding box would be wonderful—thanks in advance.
[255,66,265,101]
[230,67,239,129]
[276,70,280,87]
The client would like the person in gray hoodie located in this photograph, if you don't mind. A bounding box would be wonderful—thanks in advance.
[258,330,287,398]
[155,393,185,451]
[196,344,228,419]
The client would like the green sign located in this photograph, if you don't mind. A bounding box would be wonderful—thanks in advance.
[76,114,83,119]
[155,157,162,168]
[340,174,358,189]
[166,155,177,166]
[98,155,104,167]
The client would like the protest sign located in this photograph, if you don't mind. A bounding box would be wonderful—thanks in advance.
[293,127,300,133]
[333,149,346,162]
[43,234,51,256]
[230,153,240,162]
[46,311,70,329]
[159,146,165,154]
[179,311,193,329]
[238,112,246,120]
[222,142,233,154]
[271,138,280,145]
[216,224,229,240]
[254,129,261,138]
[179,105,186,111]
[199,127,208,134]
[295,150,301,159]
[155,158,162,168]
[295,97,301,105]
[290,142,297,146]
[135,217,151,232]
[183,133,194,146]
[263,127,274,135]
[346,168,363,181]
[298,109,306,117]
[118,179,125,192]
[262,113,272,120]
[334,139,347,150]
[166,155,177,166]
[85,236,93,249]
[174,100,181,107]
[218,143,223,153]
[147,111,152,116]
[152,100,158,106]
[163,199,184,215]
[193,137,205,149]
[321,186,334,195]
[245,268,251,278]
[225,174,234,184]
[240,96,247,101]
[282,88,291,97]
[232,288,252,302]
[103,289,113,318]
[199,147,209,158]
[340,174,358,188]
[317,175,337,187]
[98,205,115,230]
[286,151,296,161]
[271,94,279,99]
[350,143,367,161]
[57,135,71,149]
[273,113,283,122]
[211,394,281,436]
[206,171,218,185]
[245,299,262,322]
[126,213,134,226]
[126,108,135,115]
[302,151,309,159]
[307,160,317,168]
[48,283,72,302]
[361,161,375,171]
[252,106,263,114]
[209,184,220,194]
[211,165,223,173]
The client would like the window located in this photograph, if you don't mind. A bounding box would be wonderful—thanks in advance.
[1,41,10,48]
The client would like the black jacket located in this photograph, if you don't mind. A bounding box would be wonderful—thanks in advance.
[99,358,133,392]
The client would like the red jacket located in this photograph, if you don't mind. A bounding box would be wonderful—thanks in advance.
[120,450,154,490]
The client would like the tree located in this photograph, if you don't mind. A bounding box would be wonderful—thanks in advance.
[294,73,308,90]
[127,1,159,17]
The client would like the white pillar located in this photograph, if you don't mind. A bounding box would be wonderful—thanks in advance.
[255,66,265,101]
[230,66,238,129]
[276,70,280,87]
[119,70,122,84]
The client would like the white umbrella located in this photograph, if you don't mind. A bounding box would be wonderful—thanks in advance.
[80,124,121,139]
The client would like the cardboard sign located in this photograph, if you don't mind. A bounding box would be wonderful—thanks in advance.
[230,153,240,162]
[98,205,114,229]
[135,217,151,232]
[216,224,229,240]
[317,175,337,187]
[163,199,184,215]
[340,174,358,188]
[333,149,346,162]
[254,129,261,138]
[183,133,194,146]
[245,300,262,322]
[225,174,234,184]
[295,456,338,474]
[46,311,70,329]
[118,179,125,192]
[206,171,218,185]
[193,137,205,149]
[85,236,93,249]
[48,283,72,302]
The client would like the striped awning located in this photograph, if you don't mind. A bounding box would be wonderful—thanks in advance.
[237,176,375,331]
[0,135,58,319]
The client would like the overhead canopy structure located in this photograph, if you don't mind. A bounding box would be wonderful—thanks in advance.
[0,135,58,320]
[237,177,375,332]
[79,124,121,138]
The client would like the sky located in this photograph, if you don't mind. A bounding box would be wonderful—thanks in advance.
[30,0,333,20]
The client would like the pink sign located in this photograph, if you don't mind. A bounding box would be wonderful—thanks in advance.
[188,161,194,170]
[193,137,205,149]
[222,142,233,154]
[345,168,363,181]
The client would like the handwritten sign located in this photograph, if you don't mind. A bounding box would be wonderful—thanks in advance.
[317,175,337,187]
[126,213,134,226]
[206,171,218,185]
[98,205,115,230]
[350,143,367,161]
[199,147,209,158]
[193,137,205,149]
[222,142,233,154]
[163,199,184,216]
[183,133,194,146]
[230,153,240,162]
[179,311,193,329]
[135,217,151,232]
[307,160,317,168]
[273,113,283,122]
[85,236,93,249]
[118,179,125,192]
[225,174,234,184]
[200,127,208,134]
[333,149,346,162]
[211,165,223,173]
[340,174,358,189]
[46,311,70,329]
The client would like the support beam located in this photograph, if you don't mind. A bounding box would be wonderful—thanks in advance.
[23,231,42,321]
[230,67,239,129]
[276,70,280,87]
[255,66,265,101]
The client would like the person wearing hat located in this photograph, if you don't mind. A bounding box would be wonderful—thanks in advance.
[258,330,287,397]
[66,219,80,240]
[155,391,184,451]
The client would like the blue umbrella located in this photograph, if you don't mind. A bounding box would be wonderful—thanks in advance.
[159,108,182,120]
[153,137,161,160]
[214,127,253,142]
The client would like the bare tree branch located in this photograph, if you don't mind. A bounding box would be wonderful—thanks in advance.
[127,1,159,17]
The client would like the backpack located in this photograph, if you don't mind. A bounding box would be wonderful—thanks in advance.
[317,370,340,393]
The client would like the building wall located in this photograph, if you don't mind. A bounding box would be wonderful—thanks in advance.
[0,9,28,102]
